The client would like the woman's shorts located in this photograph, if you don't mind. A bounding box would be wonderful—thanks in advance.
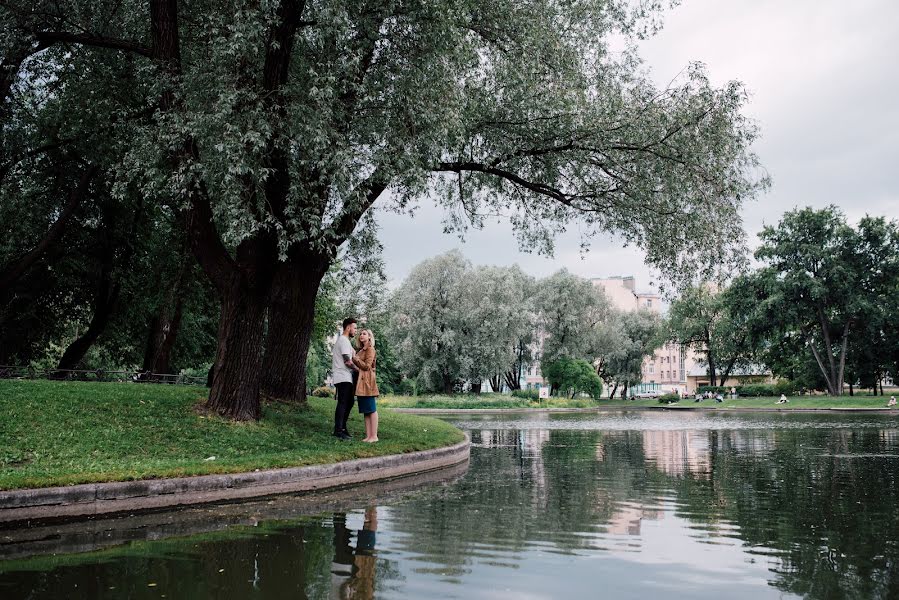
[357,396,377,414]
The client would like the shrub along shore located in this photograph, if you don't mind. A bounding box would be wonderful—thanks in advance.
[378,392,898,411]
[0,380,464,491]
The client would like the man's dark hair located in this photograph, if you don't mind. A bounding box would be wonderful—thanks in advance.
[342,317,357,330]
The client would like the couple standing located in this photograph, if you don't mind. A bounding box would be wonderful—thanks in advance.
[331,317,379,442]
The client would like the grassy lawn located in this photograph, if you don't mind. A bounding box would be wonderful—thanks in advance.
[0,380,464,491]
[379,393,599,410]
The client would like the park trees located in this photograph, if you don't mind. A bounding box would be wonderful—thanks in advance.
[389,251,472,393]
[599,308,662,398]
[542,358,603,399]
[748,208,899,396]
[665,283,757,387]
[2,0,766,419]
[389,252,535,394]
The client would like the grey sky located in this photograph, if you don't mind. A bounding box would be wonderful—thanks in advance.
[376,0,899,290]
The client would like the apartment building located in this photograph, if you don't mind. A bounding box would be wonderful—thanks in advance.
[592,276,694,396]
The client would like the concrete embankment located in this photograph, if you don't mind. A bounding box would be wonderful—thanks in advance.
[0,436,470,524]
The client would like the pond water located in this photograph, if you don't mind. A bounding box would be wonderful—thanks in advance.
[2,411,899,599]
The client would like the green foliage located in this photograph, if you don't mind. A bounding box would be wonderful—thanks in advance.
[542,358,603,400]
[749,207,899,395]
[396,379,417,397]
[666,284,755,386]
[3,0,770,415]
[511,389,541,401]
[389,252,535,393]
[658,393,680,404]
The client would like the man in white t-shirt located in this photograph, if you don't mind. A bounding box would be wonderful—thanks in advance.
[331,317,358,440]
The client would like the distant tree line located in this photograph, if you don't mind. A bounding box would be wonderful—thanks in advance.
[384,250,663,398]
[666,206,899,396]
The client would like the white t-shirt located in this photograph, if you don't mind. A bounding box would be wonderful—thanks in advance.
[331,335,355,384]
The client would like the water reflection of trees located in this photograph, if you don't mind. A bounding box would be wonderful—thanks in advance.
[389,424,899,599]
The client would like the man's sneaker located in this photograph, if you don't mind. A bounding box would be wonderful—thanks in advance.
[333,432,352,441]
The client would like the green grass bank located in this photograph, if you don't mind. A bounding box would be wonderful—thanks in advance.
[0,380,464,491]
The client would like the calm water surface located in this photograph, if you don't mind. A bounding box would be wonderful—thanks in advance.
[2,411,899,599]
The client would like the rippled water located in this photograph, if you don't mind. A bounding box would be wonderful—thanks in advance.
[2,412,899,599]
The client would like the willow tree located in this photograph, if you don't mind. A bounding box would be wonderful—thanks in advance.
[2,0,766,419]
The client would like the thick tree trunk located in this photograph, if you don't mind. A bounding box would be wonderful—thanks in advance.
[205,279,269,420]
[55,258,119,374]
[489,374,503,393]
[141,247,191,377]
[261,257,328,404]
[620,381,629,399]
[609,382,618,400]
[470,381,482,394]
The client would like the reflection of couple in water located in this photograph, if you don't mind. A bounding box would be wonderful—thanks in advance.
[331,507,378,599]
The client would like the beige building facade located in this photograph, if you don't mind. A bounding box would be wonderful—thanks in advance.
[592,276,699,396]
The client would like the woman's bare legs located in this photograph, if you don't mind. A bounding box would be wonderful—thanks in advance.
[364,411,378,443]
[362,414,372,442]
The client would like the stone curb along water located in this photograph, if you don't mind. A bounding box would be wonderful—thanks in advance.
[0,436,470,524]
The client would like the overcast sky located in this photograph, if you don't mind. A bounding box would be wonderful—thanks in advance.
[375,0,899,291]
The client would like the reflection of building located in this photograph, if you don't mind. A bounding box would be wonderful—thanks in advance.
[880,429,899,446]
[641,430,711,477]
[606,504,665,536]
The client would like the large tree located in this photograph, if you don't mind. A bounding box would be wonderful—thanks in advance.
[665,283,756,387]
[536,270,612,367]
[2,0,766,419]
[598,308,661,398]
[390,250,472,393]
[753,207,897,396]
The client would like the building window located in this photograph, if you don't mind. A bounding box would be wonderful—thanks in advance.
[649,363,654,374]
[646,299,653,308]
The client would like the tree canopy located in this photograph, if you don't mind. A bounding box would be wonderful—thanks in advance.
[2,0,767,418]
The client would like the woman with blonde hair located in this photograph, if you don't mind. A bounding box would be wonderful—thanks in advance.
[352,329,380,442]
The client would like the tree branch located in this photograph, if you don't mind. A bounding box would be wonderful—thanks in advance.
[0,164,98,290]
[325,172,389,254]
[33,31,152,57]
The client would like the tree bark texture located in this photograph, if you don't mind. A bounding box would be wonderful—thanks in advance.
[261,256,328,404]
[205,277,269,420]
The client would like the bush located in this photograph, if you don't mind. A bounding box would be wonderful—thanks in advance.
[511,389,540,401]
[774,379,799,395]
[739,383,776,397]
[311,386,334,398]
[396,379,417,396]
[542,358,603,400]
[658,393,680,404]
[697,385,726,394]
